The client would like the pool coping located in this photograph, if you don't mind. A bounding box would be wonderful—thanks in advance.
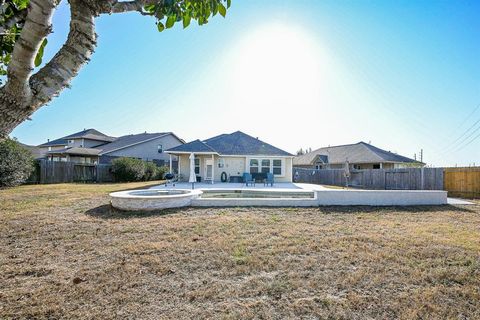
[109,184,449,211]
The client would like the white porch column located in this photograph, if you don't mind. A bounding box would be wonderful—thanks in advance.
[178,155,181,178]
[380,163,383,169]
[211,154,215,184]
[169,154,173,173]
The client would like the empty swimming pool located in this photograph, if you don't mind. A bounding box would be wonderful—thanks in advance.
[199,189,315,199]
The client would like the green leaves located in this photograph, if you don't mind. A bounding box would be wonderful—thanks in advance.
[34,38,48,67]
[149,0,231,33]
[165,15,176,29]
[217,3,226,17]
[183,14,191,29]
[157,22,165,32]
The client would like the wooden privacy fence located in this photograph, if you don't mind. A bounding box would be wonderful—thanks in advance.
[293,167,444,190]
[35,160,114,184]
[444,167,480,199]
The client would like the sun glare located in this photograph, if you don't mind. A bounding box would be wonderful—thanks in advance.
[227,23,330,114]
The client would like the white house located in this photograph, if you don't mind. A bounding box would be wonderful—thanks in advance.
[166,131,294,183]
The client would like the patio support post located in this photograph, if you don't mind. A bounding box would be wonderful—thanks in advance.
[169,154,173,173]
[211,154,215,184]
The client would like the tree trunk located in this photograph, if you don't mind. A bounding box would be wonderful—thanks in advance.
[0,0,96,139]
[0,91,34,138]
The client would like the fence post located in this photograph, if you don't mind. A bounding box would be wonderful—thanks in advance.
[421,167,425,190]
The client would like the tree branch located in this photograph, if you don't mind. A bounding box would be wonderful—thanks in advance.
[29,0,96,108]
[100,0,160,15]
[4,0,56,102]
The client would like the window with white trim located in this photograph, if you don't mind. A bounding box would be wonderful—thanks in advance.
[261,159,270,173]
[157,144,163,153]
[194,158,200,174]
[249,159,259,173]
[249,158,283,176]
[272,159,282,175]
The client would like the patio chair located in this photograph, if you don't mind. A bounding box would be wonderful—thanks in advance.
[243,172,255,187]
[264,172,274,187]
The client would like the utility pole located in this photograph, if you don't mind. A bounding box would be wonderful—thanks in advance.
[414,153,417,161]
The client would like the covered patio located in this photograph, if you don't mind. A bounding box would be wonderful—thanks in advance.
[151,182,328,191]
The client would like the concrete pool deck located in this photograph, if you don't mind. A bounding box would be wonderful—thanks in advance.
[149,182,450,207]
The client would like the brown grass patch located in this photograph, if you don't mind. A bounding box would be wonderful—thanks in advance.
[1,183,480,319]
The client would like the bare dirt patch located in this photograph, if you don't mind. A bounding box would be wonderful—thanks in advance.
[1,183,479,319]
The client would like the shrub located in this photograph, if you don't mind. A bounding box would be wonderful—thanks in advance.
[111,158,166,182]
[144,162,158,181]
[0,138,35,188]
[111,157,146,182]
[156,165,169,180]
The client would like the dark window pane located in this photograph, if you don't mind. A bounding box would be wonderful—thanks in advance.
[261,167,270,173]
[273,167,281,175]
[261,159,270,167]
[273,160,281,166]
[250,159,258,166]
[250,167,259,173]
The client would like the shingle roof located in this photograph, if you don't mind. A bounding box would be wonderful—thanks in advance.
[166,139,218,153]
[39,129,115,147]
[19,143,44,159]
[98,132,171,154]
[293,142,419,166]
[166,131,293,156]
[47,147,101,156]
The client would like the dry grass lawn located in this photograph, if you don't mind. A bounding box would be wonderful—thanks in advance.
[1,183,479,319]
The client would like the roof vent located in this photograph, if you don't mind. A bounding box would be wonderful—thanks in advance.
[47,139,50,142]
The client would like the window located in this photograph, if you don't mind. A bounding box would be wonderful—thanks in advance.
[194,158,200,174]
[157,144,163,153]
[261,159,270,173]
[373,164,381,169]
[353,164,361,170]
[68,139,74,144]
[218,158,225,168]
[272,159,282,175]
[249,159,259,173]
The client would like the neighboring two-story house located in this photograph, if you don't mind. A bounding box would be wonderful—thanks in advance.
[38,129,115,163]
[97,132,185,166]
[37,129,184,167]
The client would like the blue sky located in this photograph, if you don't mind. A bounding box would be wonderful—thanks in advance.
[11,0,480,166]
